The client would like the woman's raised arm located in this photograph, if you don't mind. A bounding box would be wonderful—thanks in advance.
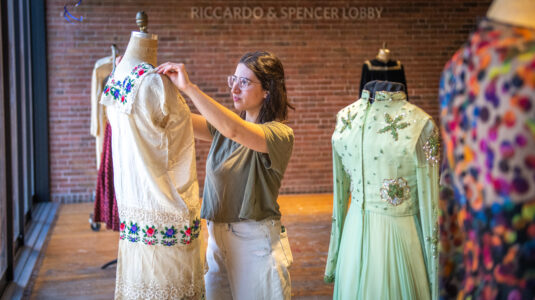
[156,62,268,153]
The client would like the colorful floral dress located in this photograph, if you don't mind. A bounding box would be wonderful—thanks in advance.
[101,61,204,299]
[325,88,440,299]
[439,18,535,299]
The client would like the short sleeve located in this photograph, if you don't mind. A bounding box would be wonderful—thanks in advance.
[260,122,294,176]
[134,73,168,126]
[206,120,217,137]
[151,74,196,192]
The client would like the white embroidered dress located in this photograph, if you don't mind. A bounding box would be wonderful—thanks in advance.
[90,55,112,168]
[101,62,204,299]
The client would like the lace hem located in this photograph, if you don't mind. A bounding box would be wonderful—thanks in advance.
[119,206,198,228]
[115,278,204,300]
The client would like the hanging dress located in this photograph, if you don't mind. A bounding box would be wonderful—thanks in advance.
[91,57,120,230]
[93,122,120,230]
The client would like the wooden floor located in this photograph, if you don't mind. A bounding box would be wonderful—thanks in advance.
[26,194,335,299]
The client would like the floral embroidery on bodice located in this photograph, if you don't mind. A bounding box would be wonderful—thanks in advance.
[101,62,154,114]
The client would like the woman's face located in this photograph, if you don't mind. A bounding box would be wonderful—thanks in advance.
[230,63,266,120]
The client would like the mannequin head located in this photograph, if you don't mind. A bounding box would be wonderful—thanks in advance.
[232,51,293,124]
[487,0,535,28]
[376,48,391,63]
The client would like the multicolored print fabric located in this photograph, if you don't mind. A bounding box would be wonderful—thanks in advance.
[439,18,535,299]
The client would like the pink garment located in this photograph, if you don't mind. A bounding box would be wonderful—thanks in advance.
[93,122,119,231]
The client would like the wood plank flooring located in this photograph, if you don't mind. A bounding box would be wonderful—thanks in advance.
[27,194,335,299]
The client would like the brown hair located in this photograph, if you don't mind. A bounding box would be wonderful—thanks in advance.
[239,51,294,123]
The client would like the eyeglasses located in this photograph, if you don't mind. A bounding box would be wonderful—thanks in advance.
[227,75,260,89]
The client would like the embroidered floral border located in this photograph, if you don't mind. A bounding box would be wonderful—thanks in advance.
[119,219,201,246]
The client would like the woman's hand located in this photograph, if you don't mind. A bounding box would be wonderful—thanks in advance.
[115,55,123,66]
[158,61,267,152]
[156,62,193,93]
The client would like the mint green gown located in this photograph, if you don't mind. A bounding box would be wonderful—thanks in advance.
[324,90,439,300]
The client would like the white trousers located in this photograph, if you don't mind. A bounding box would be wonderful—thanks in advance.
[205,218,293,300]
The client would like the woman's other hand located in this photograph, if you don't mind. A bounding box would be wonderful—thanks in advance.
[156,62,193,93]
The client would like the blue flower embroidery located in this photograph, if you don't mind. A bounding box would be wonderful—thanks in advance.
[128,222,139,234]
[103,63,152,105]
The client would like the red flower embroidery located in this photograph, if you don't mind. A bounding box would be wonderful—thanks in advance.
[120,222,126,231]
[185,228,192,236]
[138,70,144,76]
[121,95,125,103]
[146,227,155,237]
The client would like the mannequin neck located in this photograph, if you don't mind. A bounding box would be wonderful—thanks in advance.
[121,32,158,67]
[487,0,535,29]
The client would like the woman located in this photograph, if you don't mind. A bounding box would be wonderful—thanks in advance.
[157,51,295,300]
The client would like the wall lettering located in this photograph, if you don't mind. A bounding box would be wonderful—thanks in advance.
[190,6,384,21]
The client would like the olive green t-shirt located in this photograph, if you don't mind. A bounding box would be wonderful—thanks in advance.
[201,121,294,222]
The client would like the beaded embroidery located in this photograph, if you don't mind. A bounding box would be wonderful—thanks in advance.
[374,90,406,102]
[426,223,439,258]
[103,63,152,105]
[378,113,410,141]
[423,129,440,165]
[339,108,356,133]
[380,177,410,206]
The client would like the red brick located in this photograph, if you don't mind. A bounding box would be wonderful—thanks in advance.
[46,0,492,202]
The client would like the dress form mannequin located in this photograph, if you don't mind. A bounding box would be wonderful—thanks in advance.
[102,12,204,300]
[487,0,535,28]
[326,77,438,299]
[360,43,408,100]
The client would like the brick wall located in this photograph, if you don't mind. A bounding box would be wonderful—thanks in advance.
[46,0,491,202]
